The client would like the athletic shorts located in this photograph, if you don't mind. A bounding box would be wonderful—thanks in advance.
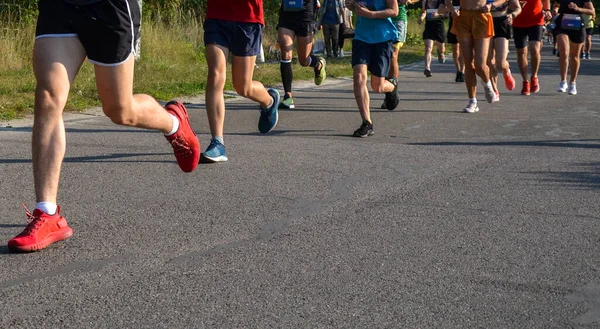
[204,19,263,57]
[451,10,494,40]
[35,0,141,66]
[351,39,393,78]
[277,20,317,38]
[492,15,512,39]
[423,19,446,43]
[393,20,407,44]
[512,25,544,48]
[585,28,594,36]
[447,18,458,44]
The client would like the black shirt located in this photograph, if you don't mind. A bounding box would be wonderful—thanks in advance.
[559,0,590,14]
[280,0,318,23]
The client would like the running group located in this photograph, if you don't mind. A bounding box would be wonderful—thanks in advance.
[5,0,597,252]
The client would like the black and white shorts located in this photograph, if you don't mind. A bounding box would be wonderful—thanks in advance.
[35,0,141,66]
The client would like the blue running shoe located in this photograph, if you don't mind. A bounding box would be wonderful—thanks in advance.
[201,138,228,163]
[258,88,280,134]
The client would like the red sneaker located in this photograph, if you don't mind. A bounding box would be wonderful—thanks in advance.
[8,205,73,252]
[164,101,200,172]
[504,70,516,91]
[521,81,530,96]
[531,77,540,93]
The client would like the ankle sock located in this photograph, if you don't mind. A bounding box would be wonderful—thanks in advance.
[36,202,57,215]
[165,114,179,136]
[469,98,477,104]
[213,136,224,144]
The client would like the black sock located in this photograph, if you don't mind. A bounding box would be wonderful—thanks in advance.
[280,60,293,95]
[309,55,320,69]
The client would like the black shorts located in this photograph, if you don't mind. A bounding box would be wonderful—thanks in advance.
[277,20,317,38]
[204,19,263,57]
[351,39,393,78]
[35,0,140,66]
[585,28,594,36]
[447,18,458,44]
[493,15,512,39]
[512,25,544,48]
[423,19,446,43]
[553,15,585,44]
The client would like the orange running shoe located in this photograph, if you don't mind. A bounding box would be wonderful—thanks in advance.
[164,101,200,173]
[531,77,540,93]
[8,204,73,252]
[521,81,530,96]
[503,70,516,91]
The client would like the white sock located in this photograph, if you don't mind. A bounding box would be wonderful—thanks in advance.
[164,114,179,136]
[262,97,274,110]
[470,98,477,104]
[36,202,57,215]
[484,80,493,88]
[214,136,224,144]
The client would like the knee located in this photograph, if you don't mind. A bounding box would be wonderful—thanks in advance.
[36,88,68,114]
[298,57,310,67]
[353,71,368,86]
[234,82,252,98]
[371,79,385,93]
[103,101,135,126]
[208,68,226,84]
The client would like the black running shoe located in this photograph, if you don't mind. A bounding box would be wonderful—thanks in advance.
[455,71,465,83]
[424,68,432,77]
[353,120,374,138]
[384,77,400,111]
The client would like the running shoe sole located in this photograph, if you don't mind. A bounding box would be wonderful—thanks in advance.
[8,228,73,253]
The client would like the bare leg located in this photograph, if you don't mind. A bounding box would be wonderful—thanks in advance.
[452,43,464,72]
[353,64,371,123]
[388,46,400,79]
[487,42,498,93]
[557,34,569,81]
[231,55,272,107]
[424,39,433,69]
[516,47,529,81]
[529,40,542,79]
[473,37,491,83]
[569,40,584,83]
[459,37,477,98]
[205,44,228,137]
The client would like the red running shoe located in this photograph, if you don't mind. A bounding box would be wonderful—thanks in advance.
[165,101,200,172]
[503,70,516,91]
[531,77,540,93]
[8,204,73,252]
[521,81,530,96]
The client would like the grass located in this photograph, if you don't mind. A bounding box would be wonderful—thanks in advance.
[0,16,425,121]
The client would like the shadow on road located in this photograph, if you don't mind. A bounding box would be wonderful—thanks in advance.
[0,153,174,164]
[408,139,600,149]
[527,162,600,190]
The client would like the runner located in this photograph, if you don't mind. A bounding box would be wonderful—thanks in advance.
[8,0,201,252]
[487,0,521,101]
[554,0,595,95]
[419,0,447,77]
[511,0,552,95]
[381,0,420,109]
[201,0,281,163]
[582,13,596,59]
[446,0,466,82]
[446,0,498,113]
[319,0,346,58]
[345,0,400,137]
[278,0,327,110]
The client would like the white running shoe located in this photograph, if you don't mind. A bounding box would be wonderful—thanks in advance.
[463,100,480,113]
[493,91,500,103]
[557,81,568,92]
[483,85,495,103]
[568,83,577,95]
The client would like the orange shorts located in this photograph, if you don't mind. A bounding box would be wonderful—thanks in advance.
[451,10,494,40]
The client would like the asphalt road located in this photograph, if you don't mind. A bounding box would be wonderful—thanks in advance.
[1,40,599,328]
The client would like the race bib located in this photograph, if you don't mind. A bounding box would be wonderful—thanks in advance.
[561,13,582,30]
[427,9,441,19]
[283,0,304,11]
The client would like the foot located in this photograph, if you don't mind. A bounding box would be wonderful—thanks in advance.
[455,71,465,83]
[483,83,495,103]
[424,68,432,77]
[463,100,479,114]
[165,101,201,173]
[380,101,387,109]
[531,77,540,93]
[384,77,400,111]
[438,53,446,64]
[557,80,568,93]
[339,50,345,58]
[568,82,577,95]
[552,49,557,55]
[586,53,591,60]
[493,90,500,103]
[353,120,374,137]
[521,81,531,96]
[8,205,73,252]
[201,138,228,163]
[314,57,327,86]
[258,88,280,134]
[279,94,295,109]
[503,69,516,91]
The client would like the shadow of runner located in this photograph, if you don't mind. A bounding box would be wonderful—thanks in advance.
[527,162,600,190]
[408,139,600,149]
[0,153,174,164]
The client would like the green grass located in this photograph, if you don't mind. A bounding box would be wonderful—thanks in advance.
[0,17,425,121]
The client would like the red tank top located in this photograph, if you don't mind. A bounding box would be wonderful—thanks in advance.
[512,0,544,27]
[206,0,264,25]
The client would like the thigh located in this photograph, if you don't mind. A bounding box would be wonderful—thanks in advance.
[33,37,86,99]
[473,37,491,66]
[459,37,475,62]
[94,56,135,111]
[368,41,393,77]
[296,34,315,60]
[231,55,258,88]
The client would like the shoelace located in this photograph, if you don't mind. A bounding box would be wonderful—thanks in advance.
[169,136,193,158]
[20,203,45,235]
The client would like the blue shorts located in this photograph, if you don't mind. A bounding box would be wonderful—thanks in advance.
[204,19,262,57]
[351,39,393,78]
